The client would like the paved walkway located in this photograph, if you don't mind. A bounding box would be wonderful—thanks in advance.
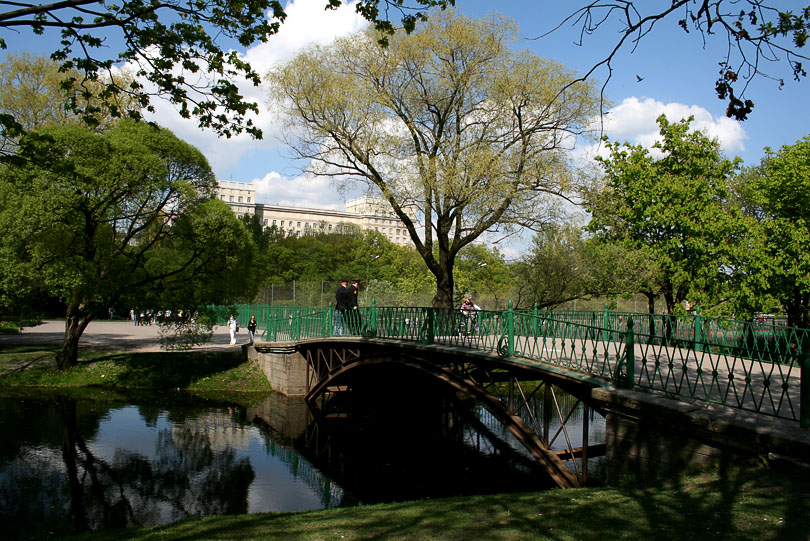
[0,320,246,353]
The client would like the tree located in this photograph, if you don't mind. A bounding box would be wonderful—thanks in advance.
[733,136,810,327]
[510,224,662,311]
[0,1,453,140]
[584,114,740,315]
[453,243,512,309]
[555,1,809,120]
[513,223,591,310]
[0,53,139,152]
[0,120,255,369]
[271,10,599,307]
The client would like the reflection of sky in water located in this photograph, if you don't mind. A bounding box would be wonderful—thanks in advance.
[246,431,328,512]
[87,406,339,513]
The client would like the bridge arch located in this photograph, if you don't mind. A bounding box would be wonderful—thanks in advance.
[298,338,603,488]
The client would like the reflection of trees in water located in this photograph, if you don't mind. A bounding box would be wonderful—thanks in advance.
[1,396,255,537]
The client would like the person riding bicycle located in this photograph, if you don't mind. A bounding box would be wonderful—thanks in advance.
[460,298,478,336]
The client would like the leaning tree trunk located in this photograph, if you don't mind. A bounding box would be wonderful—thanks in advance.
[56,304,93,370]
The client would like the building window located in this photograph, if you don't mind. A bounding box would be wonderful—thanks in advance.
[288,221,293,227]
[263,219,268,225]
[220,195,225,200]
[272,219,276,225]
[247,197,251,203]
[229,196,234,202]
[297,222,301,227]
[238,196,243,202]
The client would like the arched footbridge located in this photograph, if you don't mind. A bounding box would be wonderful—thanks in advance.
[235,303,810,488]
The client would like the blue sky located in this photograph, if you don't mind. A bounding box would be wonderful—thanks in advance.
[3,0,808,255]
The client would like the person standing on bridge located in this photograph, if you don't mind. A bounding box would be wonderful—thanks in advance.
[335,279,353,336]
[348,279,362,334]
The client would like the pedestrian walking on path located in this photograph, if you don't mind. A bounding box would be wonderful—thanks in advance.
[247,316,257,345]
[228,315,238,346]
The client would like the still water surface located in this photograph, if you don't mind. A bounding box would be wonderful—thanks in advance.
[0,380,603,537]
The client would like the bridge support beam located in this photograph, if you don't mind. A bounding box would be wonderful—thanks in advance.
[594,387,810,483]
[247,342,308,396]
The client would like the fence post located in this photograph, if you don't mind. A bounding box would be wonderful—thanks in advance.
[507,300,515,357]
[694,307,703,352]
[328,302,333,337]
[371,299,378,336]
[533,303,539,338]
[802,340,810,429]
[623,317,635,388]
[426,308,435,344]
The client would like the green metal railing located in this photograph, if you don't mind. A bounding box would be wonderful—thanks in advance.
[222,302,809,427]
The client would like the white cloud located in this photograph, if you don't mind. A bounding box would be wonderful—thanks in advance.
[137,0,370,180]
[576,97,747,163]
[253,171,361,209]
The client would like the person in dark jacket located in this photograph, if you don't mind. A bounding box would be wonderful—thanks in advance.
[335,279,353,335]
[247,315,258,345]
[348,279,361,334]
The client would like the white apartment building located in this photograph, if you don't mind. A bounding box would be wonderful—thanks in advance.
[217,180,256,220]
[216,182,412,246]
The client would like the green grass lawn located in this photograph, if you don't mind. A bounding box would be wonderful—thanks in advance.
[66,462,809,540]
[0,346,272,406]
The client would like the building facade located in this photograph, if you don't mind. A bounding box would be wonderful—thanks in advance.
[216,182,412,246]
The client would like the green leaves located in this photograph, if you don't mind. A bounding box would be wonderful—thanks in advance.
[586,115,740,314]
[0,120,255,366]
[272,8,596,306]
[736,135,810,327]
[1,1,453,139]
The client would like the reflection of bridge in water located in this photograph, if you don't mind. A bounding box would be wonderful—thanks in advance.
[238,304,810,488]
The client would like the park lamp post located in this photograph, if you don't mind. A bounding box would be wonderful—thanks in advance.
[366,254,380,303]
[469,262,487,296]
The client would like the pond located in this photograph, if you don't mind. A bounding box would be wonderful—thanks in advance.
[0,374,604,537]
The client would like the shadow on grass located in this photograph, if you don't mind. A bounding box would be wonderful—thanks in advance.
[70,461,810,540]
[95,350,247,389]
[76,461,810,541]
[0,343,60,354]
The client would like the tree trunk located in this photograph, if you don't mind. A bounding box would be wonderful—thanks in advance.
[56,304,93,370]
[786,289,810,329]
[432,267,455,309]
[643,291,657,344]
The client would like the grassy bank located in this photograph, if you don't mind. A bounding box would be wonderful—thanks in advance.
[0,344,272,402]
[66,462,809,540]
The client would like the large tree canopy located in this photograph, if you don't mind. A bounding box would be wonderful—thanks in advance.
[0,53,139,153]
[0,120,255,368]
[732,135,810,328]
[554,1,809,120]
[0,0,453,139]
[271,9,599,307]
[584,114,741,315]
